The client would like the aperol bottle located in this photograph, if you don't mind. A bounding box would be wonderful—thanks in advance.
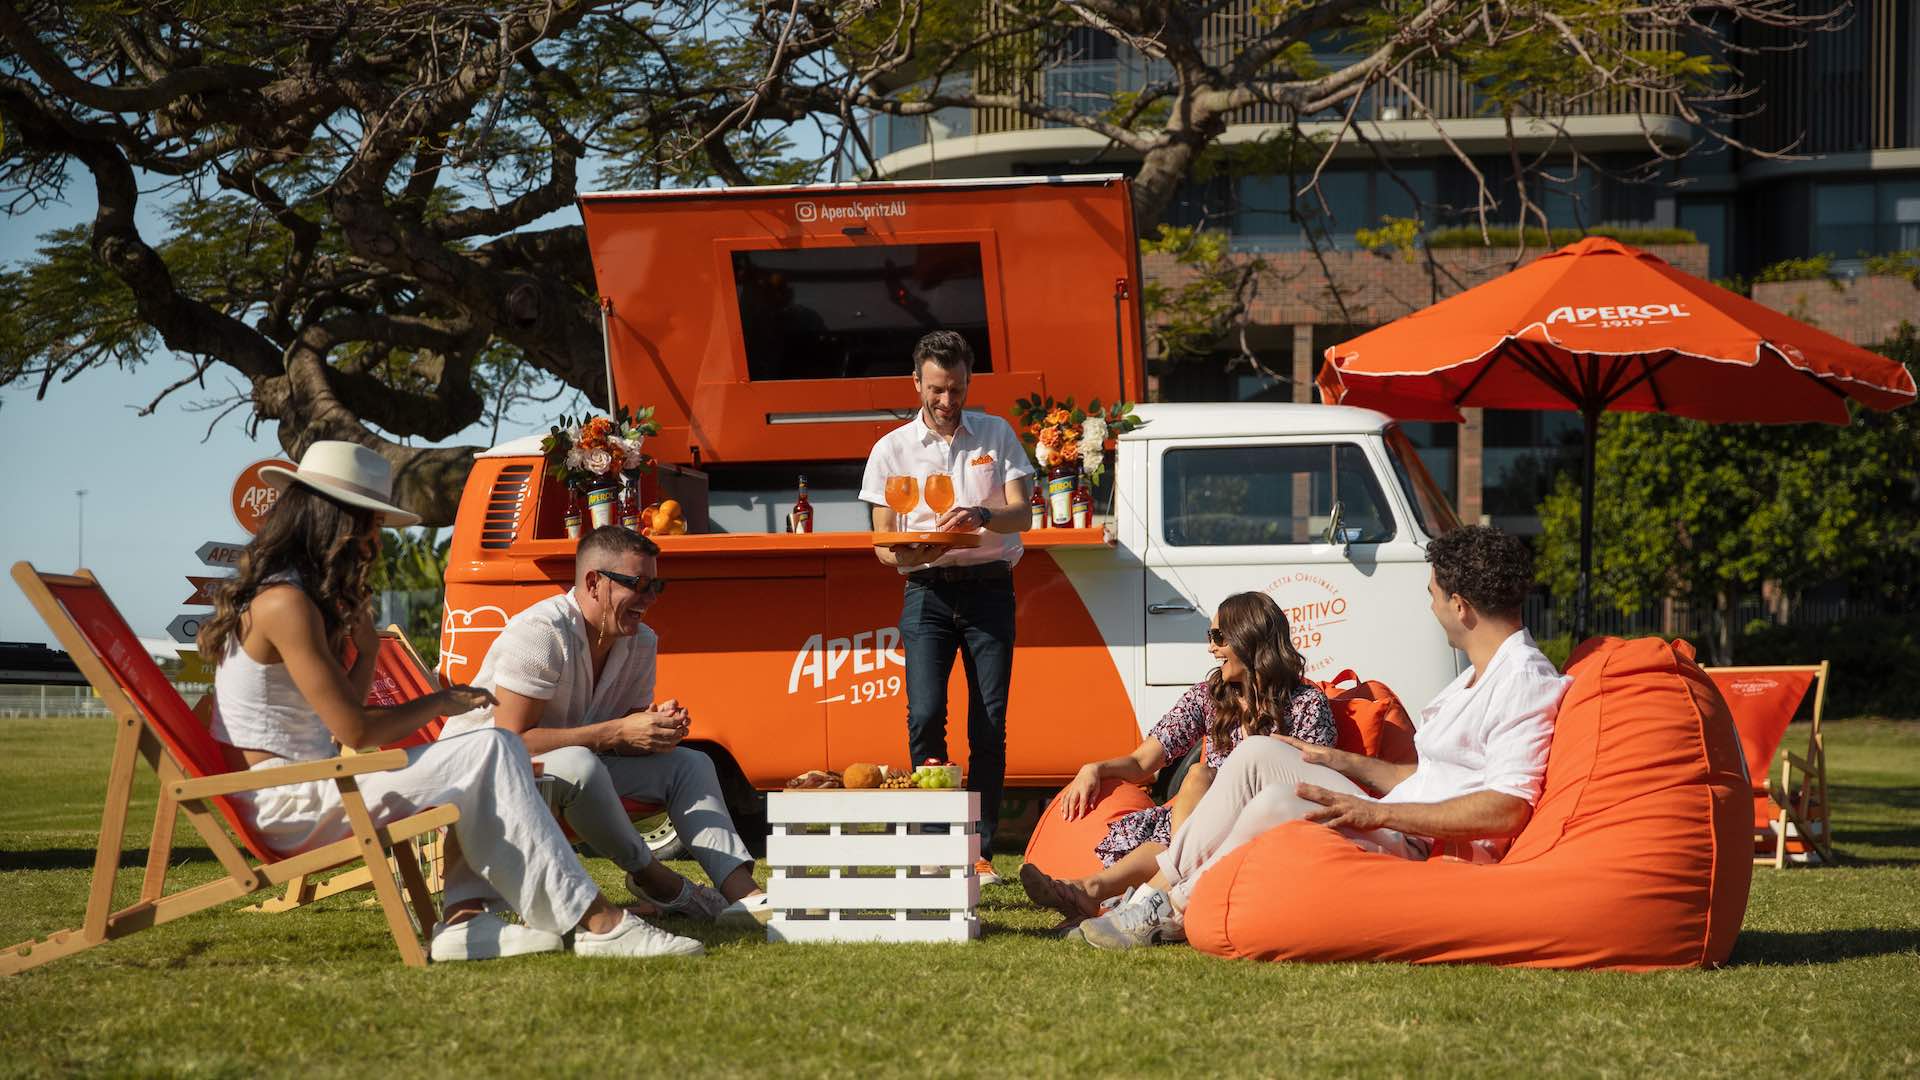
[1030,481,1046,529]
[793,474,814,534]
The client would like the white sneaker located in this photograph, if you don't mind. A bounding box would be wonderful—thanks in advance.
[429,912,564,962]
[1076,886,1185,951]
[573,912,705,958]
[717,893,774,928]
[628,871,728,921]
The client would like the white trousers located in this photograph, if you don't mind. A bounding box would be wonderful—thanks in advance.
[236,728,600,934]
[1157,737,1427,908]
[533,745,754,887]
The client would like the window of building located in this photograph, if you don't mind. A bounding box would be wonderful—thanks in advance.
[1162,443,1395,547]
[1481,409,1583,535]
[1679,200,1731,279]
[731,243,993,381]
[1880,181,1920,251]
[1813,182,1878,256]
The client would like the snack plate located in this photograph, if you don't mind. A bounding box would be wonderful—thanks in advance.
[871,531,983,549]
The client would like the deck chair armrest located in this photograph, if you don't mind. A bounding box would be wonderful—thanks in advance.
[169,749,410,801]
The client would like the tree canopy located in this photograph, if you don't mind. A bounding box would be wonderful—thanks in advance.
[1,0,1840,523]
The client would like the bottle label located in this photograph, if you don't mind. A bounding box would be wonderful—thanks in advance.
[586,486,618,528]
[793,506,813,533]
[1046,472,1075,527]
[564,511,583,540]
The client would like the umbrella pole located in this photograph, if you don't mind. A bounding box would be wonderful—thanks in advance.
[1576,406,1597,645]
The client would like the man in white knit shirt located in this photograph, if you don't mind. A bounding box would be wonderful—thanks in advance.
[443,526,769,925]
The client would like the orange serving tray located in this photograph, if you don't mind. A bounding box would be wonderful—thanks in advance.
[870,531,983,549]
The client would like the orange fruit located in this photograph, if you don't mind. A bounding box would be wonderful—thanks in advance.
[659,499,682,520]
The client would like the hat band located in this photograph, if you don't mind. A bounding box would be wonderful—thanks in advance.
[300,470,398,507]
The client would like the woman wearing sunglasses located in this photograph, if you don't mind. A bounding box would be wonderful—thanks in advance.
[1019,591,1333,924]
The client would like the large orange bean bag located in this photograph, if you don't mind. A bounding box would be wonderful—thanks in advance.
[1184,636,1753,970]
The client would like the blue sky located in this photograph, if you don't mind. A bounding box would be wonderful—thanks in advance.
[0,192,571,650]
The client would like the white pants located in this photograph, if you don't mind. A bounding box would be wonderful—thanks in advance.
[1157,737,1428,908]
[237,728,600,934]
[533,746,754,887]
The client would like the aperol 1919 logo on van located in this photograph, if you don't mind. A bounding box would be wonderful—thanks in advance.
[788,626,906,705]
[1264,571,1352,674]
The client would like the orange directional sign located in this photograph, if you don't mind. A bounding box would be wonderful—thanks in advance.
[183,576,228,606]
[232,458,296,534]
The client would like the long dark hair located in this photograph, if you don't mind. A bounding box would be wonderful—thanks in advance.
[196,484,377,660]
[1206,591,1309,749]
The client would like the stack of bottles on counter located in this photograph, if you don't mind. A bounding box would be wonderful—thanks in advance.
[1031,471,1093,529]
[564,473,685,539]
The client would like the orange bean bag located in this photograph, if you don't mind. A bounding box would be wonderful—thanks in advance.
[1184,636,1753,970]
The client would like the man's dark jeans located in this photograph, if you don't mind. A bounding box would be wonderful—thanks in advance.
[901,566,1015,855]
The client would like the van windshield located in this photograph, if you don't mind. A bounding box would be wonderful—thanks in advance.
[731,243,994,380]
[1384,425,1462,538]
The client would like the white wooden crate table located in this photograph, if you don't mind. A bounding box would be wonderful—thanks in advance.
[766,789,981,943]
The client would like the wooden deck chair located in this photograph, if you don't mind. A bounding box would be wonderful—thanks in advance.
[246,627,450,914]
[1705,662,1832,868]
[1,564,455,975]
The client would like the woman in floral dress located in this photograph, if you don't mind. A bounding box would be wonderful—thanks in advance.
[1019,592,1335,922]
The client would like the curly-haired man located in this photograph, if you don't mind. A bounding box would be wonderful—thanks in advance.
[1078,525,1573,950]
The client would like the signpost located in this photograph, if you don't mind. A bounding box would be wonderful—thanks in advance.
[166,612,207,646]
[231,458,296,535]
[183,575,226,606]
[195,540,247,568]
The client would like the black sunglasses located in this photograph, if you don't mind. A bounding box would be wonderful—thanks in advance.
[1206,627,1225,646]
[597,568,666,596]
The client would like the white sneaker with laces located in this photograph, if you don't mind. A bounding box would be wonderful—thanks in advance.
[717,892,774,927]
[573,912,705,958]
[429,912,564,963]
[1076,886,1185,951]
[628,871,729,921]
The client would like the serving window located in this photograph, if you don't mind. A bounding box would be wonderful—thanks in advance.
[730,242,994,381]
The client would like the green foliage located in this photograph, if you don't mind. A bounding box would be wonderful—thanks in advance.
[1009,393,1141,485]
[1356,215,1422,260]
[1861,250,1920,285]
[1742,615,1920,719]
[1421,225,1698,249]
[367,528,450,663]
[1754,254,1838,286]
[1138,225,1266,362]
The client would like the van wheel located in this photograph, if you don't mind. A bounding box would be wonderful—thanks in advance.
[632,809,686,861]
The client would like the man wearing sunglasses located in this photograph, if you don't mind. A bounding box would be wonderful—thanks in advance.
[443,525,771,928]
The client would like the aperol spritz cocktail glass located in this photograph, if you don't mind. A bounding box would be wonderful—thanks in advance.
[884,475,920,519]
[923,474,955,516]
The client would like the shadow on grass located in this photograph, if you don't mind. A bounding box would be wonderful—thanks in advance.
[0,847,220,872]
[1729,928,1920,966]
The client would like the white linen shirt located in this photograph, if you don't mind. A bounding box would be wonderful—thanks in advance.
[1379,628,1571,862]
[439,591,657,738]
[859,409,1034,571]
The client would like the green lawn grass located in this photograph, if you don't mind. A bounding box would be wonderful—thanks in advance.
[1,717,1916,1078]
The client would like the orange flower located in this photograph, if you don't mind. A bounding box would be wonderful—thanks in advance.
[1059,438,1081,462]
[1044,408,1072,427]
[1037,426,1063,448]
[1027,422,1042,438]
[577,416,614,450]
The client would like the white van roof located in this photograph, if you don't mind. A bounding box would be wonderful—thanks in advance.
[1120,403,1395,441]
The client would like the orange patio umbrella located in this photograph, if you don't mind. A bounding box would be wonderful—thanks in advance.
[1317,236,1917,638]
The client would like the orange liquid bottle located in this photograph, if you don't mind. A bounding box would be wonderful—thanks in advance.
[792,474,814,534]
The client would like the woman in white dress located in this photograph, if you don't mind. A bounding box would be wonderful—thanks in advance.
[201,441,704,962]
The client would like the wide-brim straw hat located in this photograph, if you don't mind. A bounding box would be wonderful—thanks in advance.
[258,441,422,527]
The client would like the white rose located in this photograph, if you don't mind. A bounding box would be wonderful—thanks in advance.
[1035,441,1051,468]
[1082,445,1105,478]
[584,447,615,475]
[566,446,585,470]
[1081,415,1108,447]
[622,434,646,469]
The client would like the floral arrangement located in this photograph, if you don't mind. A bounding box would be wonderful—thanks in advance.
[1011,395,1141,486]
[541,406,659,488]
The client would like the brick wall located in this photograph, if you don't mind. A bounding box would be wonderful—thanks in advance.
[1749,275,1919,346]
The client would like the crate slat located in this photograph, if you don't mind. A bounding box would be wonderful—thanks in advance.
[766,831,980,868]
[767,789,979,824]
[769,874,978,911]
[768,915,980,944]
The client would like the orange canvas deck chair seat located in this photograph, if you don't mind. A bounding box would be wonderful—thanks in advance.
[1184,637,1753,970]
[1,564,455,975]
[1705,663,1832,868]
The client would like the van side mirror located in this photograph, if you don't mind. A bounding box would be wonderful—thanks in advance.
[1324,501,1357,556]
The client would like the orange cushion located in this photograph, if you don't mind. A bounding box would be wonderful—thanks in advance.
[1022,780,1156,882]
[1318,673,1418,765]
[1185,636,1753,970]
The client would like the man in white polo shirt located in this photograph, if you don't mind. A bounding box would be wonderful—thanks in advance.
[860,330,1034,883]
[1077,525,1572,949]
[442,526,770,925]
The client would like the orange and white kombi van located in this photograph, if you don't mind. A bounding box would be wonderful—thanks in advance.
[440,176,1464,831]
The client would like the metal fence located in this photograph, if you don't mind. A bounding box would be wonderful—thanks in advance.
[1524,591,1863,641]
[0,682,216,719]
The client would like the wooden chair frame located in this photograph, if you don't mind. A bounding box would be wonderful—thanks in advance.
[1708,662,1832,869]
[2,564,454,975]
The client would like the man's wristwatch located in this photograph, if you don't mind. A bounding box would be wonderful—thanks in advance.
[975,505,994,527]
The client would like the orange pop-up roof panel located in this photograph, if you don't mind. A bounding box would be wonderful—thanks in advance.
[577,176,1145,467]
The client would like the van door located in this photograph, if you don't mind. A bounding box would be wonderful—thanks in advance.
[1140,435,1457,711]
